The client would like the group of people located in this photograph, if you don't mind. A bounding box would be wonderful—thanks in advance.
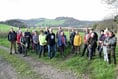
[79,28,117,64]
[8,27,117,64]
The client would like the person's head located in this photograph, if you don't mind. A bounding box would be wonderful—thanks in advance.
[58,26,62,30]
[18,27,20,30]
[109,31,114,37]
[60,31,64,36]
[32,30,35,33]
[100,30,104,35]
[75,30,79,35]
[91,32,94,38]
[19,30,22,34]
[22,32,25,37]
[34,31,37,36]
[10,28,14,32]
[45,27,49,31]
[104,29,109,35]
[40,30,44,35]
[26,28,29,32]
[49,28,53,33]
[72,29,74,32]
[89,28,94,34]
[85,28,89,33]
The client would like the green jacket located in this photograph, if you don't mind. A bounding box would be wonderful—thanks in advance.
[39,34,47,46]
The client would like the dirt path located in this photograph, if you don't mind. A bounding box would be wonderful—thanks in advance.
[0,56,20,79]
[0,46,80,79]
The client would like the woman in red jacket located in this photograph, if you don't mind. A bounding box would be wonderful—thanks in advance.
[17,30,22,54]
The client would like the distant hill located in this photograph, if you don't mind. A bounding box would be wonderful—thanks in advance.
[94,19,118,32]
[0,17,96,28]
[0,20,27,28]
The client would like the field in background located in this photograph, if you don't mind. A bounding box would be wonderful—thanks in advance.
[0,23,118,79]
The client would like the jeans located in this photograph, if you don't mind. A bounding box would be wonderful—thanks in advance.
[88,47,93,60]
[39,45,45,57]
[34,43,39,55]
[21,45,27,56]
[81,44,89,56]
[103,46,108,62]
[98,45,103,58]
[48,45,56,59]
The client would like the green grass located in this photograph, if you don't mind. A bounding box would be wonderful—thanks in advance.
[0,48,41,79]
[0,24,18,32]
[0,24,118,79]
[28,47,118,79]
[36,19,65,26]
[0,37,9,47]
[0,36,118,79]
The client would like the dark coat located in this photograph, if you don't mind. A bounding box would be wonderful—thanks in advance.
[87,37,96,48]
[8,31,17,41]
[104,35,117,49]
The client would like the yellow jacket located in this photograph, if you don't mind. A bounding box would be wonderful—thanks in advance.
[73,34,82,46]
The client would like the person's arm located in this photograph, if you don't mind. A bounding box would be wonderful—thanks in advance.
[80,35,82,45]
[8,32,10,41]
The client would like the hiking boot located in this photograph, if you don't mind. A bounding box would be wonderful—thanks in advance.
[23,55,27,57]
[15,52,17,54]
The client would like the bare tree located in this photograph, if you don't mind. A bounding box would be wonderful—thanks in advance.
[103,0,118,5]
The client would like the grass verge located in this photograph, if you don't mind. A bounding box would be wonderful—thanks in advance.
[0,48,41,79]
[0,37,118,79]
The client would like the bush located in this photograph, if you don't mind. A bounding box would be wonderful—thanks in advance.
[0,31,8,38]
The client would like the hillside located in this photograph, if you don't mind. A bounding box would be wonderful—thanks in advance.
[0,24,17,31]
[94,19,118,32]
[0,20,27,28]
[0,17,96,27]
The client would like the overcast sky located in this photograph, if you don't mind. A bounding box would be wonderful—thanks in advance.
[0,0,113,21]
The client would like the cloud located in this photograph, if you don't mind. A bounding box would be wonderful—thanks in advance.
[0,0,111,21]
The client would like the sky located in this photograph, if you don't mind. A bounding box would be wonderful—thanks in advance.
[0,0,113,21]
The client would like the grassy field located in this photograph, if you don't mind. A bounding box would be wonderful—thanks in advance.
[36,19,65,26]
[0,24,18,31]
[0,37,118,79]
[0,24,118,79]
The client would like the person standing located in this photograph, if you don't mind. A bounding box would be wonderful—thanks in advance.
[8,28,17,54]
[33,31,39,55]
[89,29,98,56]
[38,30,47,58]
[44,27,50,35]
[46,28,56,59]
[103,29,109,62]
[105,31,117,64]
[20,32,28,57]
[81,28,90,57]
[73,31,82,55]
[70,29,76,53]
[57,31,67,58]
[44,27,50,52]
[98,30,104,58]
[25,28,31,49]
[16,30,22,54]
[87,32,96,60]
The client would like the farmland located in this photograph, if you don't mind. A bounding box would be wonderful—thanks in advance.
[0,24,118,79]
